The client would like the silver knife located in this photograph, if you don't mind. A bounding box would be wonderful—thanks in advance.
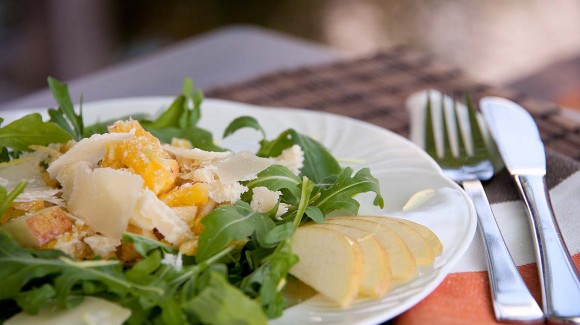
[480,96,580,324]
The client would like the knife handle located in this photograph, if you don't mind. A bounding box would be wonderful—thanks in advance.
[463,180,545,323]
[515,175,580,324]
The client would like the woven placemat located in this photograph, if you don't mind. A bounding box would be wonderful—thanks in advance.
[206,47,579,161]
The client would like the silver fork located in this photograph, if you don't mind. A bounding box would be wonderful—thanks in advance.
[424,92,545,323]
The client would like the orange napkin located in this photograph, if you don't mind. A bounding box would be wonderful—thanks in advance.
[396,255,580,324]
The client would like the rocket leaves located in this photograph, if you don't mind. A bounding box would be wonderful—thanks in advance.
[0,114,72,153]
[47,77,84,141]
[196,201,277,262]
[0,78,385,324]
[313,167,384,215]
[0,232,265,324]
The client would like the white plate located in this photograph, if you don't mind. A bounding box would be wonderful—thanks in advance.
[4,97,477,324]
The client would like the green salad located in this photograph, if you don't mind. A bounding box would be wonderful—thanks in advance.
[0,78,383,324]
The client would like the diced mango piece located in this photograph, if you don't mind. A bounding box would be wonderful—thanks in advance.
[101,120,179,195]
[160,183,209,207]
[1,206,72,247]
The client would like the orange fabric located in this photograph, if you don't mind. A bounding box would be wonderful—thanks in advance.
[395,253,580,324]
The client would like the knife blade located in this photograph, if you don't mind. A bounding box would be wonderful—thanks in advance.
[480,97,580,324]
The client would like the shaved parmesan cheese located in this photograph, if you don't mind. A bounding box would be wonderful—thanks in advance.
[83,235,120,257]
[271,144,304,175]
[56,161,92,201]
[68,167,143,240]
[14,189,62,206]
[187,165,218,183]
[182,151,274,203]
[250,187,281,213]
[206,181,248,203]
[132,189,193,246]
[161,252,183,272]
[163,145,231,161]
[276,203,289,218]
[181,166,240,203]
[214,151,272,184]
[47,132,133,178]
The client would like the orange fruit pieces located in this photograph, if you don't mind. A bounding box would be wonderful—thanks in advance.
[101,120,179,195]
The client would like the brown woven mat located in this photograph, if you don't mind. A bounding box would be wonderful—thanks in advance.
[206,47,580,161]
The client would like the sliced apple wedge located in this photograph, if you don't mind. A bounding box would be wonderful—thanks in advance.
[290,225,363,307]
[382,217,442,255]
[315,223,391,298]
[324,218,416,282]
[350,216,435,266]
[1,206,72,247]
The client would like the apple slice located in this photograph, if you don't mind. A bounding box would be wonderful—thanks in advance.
[324,218,416,282]
[382,217,442,255]
[315,223,391,298]
[1,206,72,247]
[290,225,363,307]
[349,216,435,266]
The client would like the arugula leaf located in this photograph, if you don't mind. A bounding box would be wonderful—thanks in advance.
[183,272,267,325]
[313,167,384,215]
[0,180,26,220]
[304,206,324,223]
[138,79,224,151]
[0,147,9,162]
[83,113,149,136]
[239,177,313,317]
[143,78,202,130]
[188,81,204,128]
[0,114,72,152]
[239,249,297,318]
[257,129,341,183]
[161,298,188,325]
[196,201,276,262]
[223,116,266,140]
[0,232,163,311]
[122,232,176,256]
[47,77,83,141]
[263,223,294,246]
[143,95,187,130]
[148,127,224,152]
[14,284,56,315]
[241,165,302,203]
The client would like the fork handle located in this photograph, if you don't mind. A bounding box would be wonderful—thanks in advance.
[515,175,580,324]
[462,180,545,323]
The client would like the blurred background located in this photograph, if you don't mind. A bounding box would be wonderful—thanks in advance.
[1,0,580,109]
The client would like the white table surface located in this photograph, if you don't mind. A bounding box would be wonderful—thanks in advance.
[0,25,341,112]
